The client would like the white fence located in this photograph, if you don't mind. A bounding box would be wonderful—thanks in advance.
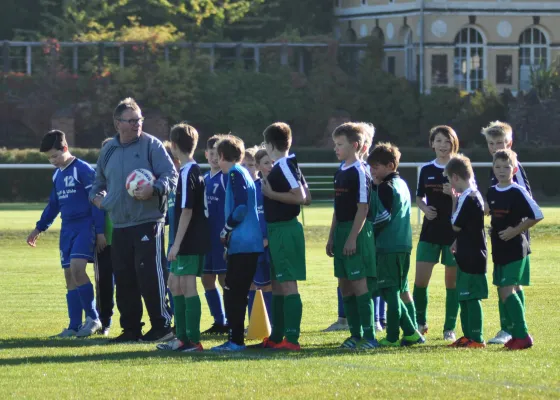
[3,162,560,225]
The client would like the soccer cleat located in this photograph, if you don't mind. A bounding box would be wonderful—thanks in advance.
[340,336,360,349]
[51,328,78,338]
[401,331,426,346]
[156,338,185,351]
[97,326,111,337]
[380,319,387,330]
[443,330,456,342]
[141,326,174,343]
[202,323,229,335]
[418,324,429,335]
[464,340,486,349]
[488,330,512,345]
[379,338,400,347]
[375,321,383,332]
[109,330,142,343]
[274,339,301,351]
[357,338,380,350]
[322,318,349,332]
[448,336,470,347]
[246,337,279,349]
[211,341,246,352]
[506,335,533,351]
[76,317,102,337]
[182,341,203,352]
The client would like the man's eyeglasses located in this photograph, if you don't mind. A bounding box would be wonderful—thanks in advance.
[117,118,144,125]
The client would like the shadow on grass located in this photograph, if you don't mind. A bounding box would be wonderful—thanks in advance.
[0,337,112,349]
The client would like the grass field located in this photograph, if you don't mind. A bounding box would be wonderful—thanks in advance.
[1,203,559,399]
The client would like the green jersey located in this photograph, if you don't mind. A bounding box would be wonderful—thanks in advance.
[104,213,113,246]
[370,172,412,254]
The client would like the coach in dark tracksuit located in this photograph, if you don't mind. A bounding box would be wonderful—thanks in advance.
[91,98,178,343]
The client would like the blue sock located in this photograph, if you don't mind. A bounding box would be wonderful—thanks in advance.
[248,290,256,319]
[379,297,387,322]
[76,282,99,320]
[205,288,226,326]
[167,287,175,316]
[337,287,345,318]
[263,291,272,320]
[374,296,381,322]
[67,289,83,331]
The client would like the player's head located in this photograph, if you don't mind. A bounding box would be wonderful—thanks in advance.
[367,142,400,184]
[206,134,225,171]
[493,149,518,184]
[255,148,273,178]
[357,122,375,159]
[481,121,513,155]
[113,97,143,137]
[169,123,198,158]
[216,135,245,173]
[40,130,70,168]
[242,146,259,179]
[444,154,474,191]
[429,125,459,158]
[163,140,180,170]
[263,122,292,158]
[332,122,365,162]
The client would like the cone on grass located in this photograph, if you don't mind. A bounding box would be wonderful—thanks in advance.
[246,290,271,340]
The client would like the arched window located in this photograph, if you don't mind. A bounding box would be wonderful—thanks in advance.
[404,28,414,80]
[519,27,549,91]
[453,27,485,91]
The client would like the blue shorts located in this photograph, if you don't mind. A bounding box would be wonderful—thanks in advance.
[204,246,227,274]
[253,248,271,286]
[60,219,96,269]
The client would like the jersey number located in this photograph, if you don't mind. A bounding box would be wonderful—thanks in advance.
[213,183,219,194]
[64,176,75,187]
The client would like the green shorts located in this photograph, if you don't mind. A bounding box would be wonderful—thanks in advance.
[333,221,376,280]
[170,255,204,277]
[493,257,529,287]
[268,218,306,282]
[416,241,457,267]
[457,268,488,301]
[376,252,410,292]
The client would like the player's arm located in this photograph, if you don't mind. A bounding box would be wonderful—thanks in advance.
[415,168,436,220]
[29,187,60,247]
[150,140,178,197]
[301,174,312,206]
[90,148,108,209]
[220,170,248,243]
[326,211,336,257]
[374,183,393,231]
[168,169,195,261]
[499,189,544,241]
[81,166,107,251]
[262,162,306,205]
[344,203,368,256]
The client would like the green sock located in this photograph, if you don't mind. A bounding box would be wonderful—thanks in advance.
[403,300,417,330]
[399,298,416,337]
[459,300,469,339]
[382,288,401,342]
[173,295,187,342]
[517,290,525,309]
[284,294,302,344]
[444,288,459,331]
[367,277,376,298]
[356,292,375,341]
[504,293,528,339]
[413,285,428,326]
[498,297,511,333]
[185,295,201,344]
[343,296,362,339]
[270,295,285,343]
[467,299,484,343]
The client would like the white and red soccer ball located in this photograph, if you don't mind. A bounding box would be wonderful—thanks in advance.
[125,169,155,197]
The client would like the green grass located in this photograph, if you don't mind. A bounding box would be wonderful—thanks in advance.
[1,204,559,399]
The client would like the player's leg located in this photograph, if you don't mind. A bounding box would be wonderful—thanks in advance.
[339,278,361,348]
[56,266,82,338]
[71,257,101,337]
[466,299,485,347]
[489,264,512,344]
[323,285,348,332]
[94,245,114,335]
[268,279,285,345]
[413,261,435,334]
[157,273,186,351]
[379,287,400,345]
[349,278,377,349]
[201,250,228,333]
[442,245,459,341]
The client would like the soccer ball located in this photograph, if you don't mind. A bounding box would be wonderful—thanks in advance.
[126,169,155,197]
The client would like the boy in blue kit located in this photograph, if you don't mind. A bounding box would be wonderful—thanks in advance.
[481,121,532,345]
[487,149,543,350]
[202,134,229,335]
[211,136,264,351]
[27,130,104,338]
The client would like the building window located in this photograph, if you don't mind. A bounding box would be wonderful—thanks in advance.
[387,56,395,75]
[496,55,513,84]
[519,27,548,91]
[362,0,367,4]
[453,26,485,91]
[431,54,448,84]
[404,28,415,81]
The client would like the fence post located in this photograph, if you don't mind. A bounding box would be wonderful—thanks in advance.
[26,45,32,75]
[254,46,260,73]
[235,43,242,65]
[298,48,305,74]
[209,45,215,73]
[416,165,422,225]
[119,45,125,68]
[72,45,78,74]
[164,46,169,65]
[280,44,288,66]
[3,41,9,73]
[98,42,105,74]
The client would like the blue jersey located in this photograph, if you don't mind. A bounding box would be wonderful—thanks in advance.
[204,170,226,239]
[254,178,267,239]
[36,158,104,233]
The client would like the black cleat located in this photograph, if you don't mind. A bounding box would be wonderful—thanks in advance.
[202,323,229,335]
[141,326,174,343]
[109,330,142,344]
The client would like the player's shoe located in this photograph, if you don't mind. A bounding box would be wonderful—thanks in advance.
[156,338,185,351]
[488,330,512,345]
[182,341,203,352]
[464,340,486,349]
[141,326,174,343]
[357,338,380,350]
[448,336,470,347]
[202,323,229,335]
[246,337,279,349]
[418,324,429,335]
[505,335,533,350]
[401,331,426,346]
[443,330,456,342]
[76,317,102,337]
[375,321,383,332]
[51,328,78,338]
[211,341,246,352]
[97,326,110,336]
[322,318,349,332]
[380,319,387,330]
[274,339,301,351]
[109,330,142,343]
[379,338,400,347]
[339,336,360,349]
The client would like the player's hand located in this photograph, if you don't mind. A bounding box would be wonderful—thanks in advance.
[220,226,231,245]
[450,240,457,254]
[261,178,273,198]
[168,244,179,262]
[93,195,104,209]
[326,238,334,257]
[442,183,452,196]
[96,234,107,253]
[263,238,269,248]
[499,226,519,241]
[26,229,41,247]
[424,206,437,220]
[134,184,154,200]
[343,238,357,256]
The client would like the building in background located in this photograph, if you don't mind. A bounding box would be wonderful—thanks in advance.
[334,0,560,93]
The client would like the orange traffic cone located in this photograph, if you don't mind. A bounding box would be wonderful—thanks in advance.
[246,290,271,340]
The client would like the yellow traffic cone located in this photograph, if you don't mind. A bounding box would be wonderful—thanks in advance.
[246,290,271,340]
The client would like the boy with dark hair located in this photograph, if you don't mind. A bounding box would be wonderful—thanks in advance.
[326,123,378,350]
[445,155,488,348]
[202,134,229,335]
[157,124,209,352]
[367,142,424,347]
[487,149,543,350]
[250,122,311,351]
[27,130,105,337]
[211,136,264,351]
